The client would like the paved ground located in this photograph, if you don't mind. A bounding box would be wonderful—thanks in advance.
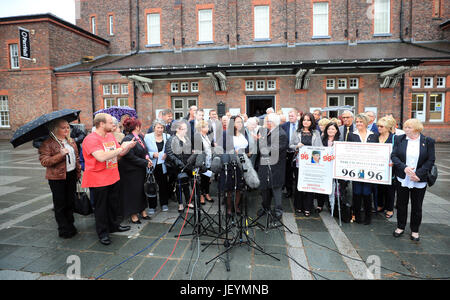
[0,141,449,280]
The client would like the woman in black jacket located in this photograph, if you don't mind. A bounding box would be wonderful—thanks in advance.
[119,117,153,224]
[165,120,195,212]
[348,113,379,225]
[391,118,435,242]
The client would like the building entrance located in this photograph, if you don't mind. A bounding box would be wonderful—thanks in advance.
[246,95,275,118]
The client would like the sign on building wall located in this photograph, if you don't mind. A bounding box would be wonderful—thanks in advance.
[19,27,31,60]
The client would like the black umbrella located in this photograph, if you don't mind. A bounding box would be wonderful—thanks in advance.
[10,109,81,148]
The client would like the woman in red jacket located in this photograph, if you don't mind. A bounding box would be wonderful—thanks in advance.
[39,118,81,239]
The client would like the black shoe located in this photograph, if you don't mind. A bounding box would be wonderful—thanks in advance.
[393,229,404,238]
[99,236,111,245]
[274,210,283,220]
[116,225,131,232]
[410,234,420,242]
[140,214,151,220]
[257,208,267,217]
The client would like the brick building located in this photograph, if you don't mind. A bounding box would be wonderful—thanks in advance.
[1,0,449,141]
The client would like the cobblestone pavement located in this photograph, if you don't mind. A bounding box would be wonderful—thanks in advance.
[0,141,449,280]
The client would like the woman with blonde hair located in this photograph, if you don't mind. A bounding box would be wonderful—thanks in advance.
[39,118,81,239]
[318,118,331,135]
[348,113,379,225]
[391,119,435,241]
[376,117,396,218]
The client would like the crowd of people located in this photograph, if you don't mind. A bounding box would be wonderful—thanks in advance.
[37,105,435,245]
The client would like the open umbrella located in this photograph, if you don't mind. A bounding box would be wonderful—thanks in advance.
[94,106,137,122]
[10,109,81,148]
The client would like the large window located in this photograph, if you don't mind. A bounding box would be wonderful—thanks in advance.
[103,83,130,108]
[0,96,10,128]
[9,44,19,69]
[172,97,198,120]
[254,5,270,40]
[147,13,161,45]
[327,94,357,118]
[198,9,213,42]
[313,2,329,37]
[374,0,390,35]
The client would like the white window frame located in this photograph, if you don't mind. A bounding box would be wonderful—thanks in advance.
[147,13,161,45]
[245,80,254,91]
[9,44,19,69]
[108,15,114,36]
[181,82,189,93]
[121,84,129,95]
[349,78,359,89]
[313,2,329,37]
[103,85,111,95]
[112,84,119,95]
[171,82,179,93]
[424,77,433,89]
[412,77,421,88]
[91,16,96,35]
[191,82,199,92]
[104,98,115,109]
[338,78,347,89]
[0,96,10,128]
[198,9,213,42]
[436,77,446,88]
[117,98,129,107]
[374,0,390,35]
[429,93,445,123]
[267,80,276,90]
[256,80,265,91]
[326,79,335,89]
[254,5,270,40]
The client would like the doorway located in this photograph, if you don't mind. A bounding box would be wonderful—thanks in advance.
[246,95,275,117]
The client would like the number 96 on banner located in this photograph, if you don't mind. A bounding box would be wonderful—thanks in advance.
[341,169,383,181]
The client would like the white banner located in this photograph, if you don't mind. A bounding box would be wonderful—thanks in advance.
[297,146,335,195]
[333,142,392,185]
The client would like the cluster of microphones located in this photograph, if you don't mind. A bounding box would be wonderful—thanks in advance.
[180,151,260,189]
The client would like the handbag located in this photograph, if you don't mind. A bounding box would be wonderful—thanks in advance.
[74,179,93,216]
[144,167,158,198]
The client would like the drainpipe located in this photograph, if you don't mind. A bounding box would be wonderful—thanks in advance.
[135,0,140,53]
[90,69,95,122]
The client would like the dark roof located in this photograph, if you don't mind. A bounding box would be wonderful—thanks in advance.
[0,13,109,45]
[440,19,450,29]
[55,54,129,72]
[55,41,450,74]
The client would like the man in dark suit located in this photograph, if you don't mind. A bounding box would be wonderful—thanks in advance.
[281,109,298,198]
[339,110,355,142]
[257,113,288,219]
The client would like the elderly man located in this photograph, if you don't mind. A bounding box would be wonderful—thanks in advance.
[313,109,322,133]
[245,117,260,167]
[281,109,298,198]
[365,111,379,134]
[184,105,197,122]
[257,113,288,219]
[339,110,355,142]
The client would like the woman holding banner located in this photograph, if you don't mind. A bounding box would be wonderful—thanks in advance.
[290,112,322,216]
[348,113,379,225]
[391,119,435,242]
[376,117,396,219]
[315,122,341,213]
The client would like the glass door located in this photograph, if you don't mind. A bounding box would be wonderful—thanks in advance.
[411,93,426,122]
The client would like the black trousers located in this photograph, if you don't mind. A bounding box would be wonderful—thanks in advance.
[284,152,296,194]
[200,173,211,195]
[378,183,396,212]
[90,181,121,239]
[396,185,426,233]
[48,170,77,236]
[148,164,169,209]
[261,187,283,212]
[293,167,314,212]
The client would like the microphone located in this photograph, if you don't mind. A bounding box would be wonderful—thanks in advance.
[195,152,207,173]
[210,155,222,173]
[222,153,230,166]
